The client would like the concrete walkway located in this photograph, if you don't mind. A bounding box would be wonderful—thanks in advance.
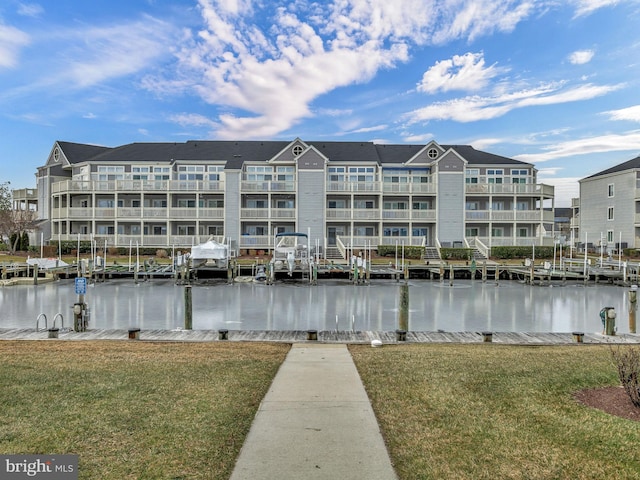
[229,343,398,480]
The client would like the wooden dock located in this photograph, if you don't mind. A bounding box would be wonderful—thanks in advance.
[1,328,639,345]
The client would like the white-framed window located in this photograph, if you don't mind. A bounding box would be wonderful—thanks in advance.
[354,226,375,236]
[487,169,504,184]
[276,166,294,181]
[208,165,224,181]
[491,201,504,210]
[328,166,345,182]
[178,165,204,181]
[518,227,528,237]
[246,199,267,209]
[608,207,614,220]
[275,199,294,209]
[152,166,171,181]
[465,202,479,210]
[177,199,196,208]
[246,165,273,181]
[607,230,614,242]
[244,225,267,236]
[465,227,479,237]
[355,200,375,209]
[383,227,407,237]
[412,201,430,210]
[465,169,479,184]
[132,166,150,180]
[151,199,167,208]
[327,199,346,209]
[177,225,196,235]
[511,169,528,184]
[382,169,409,183]
[516,201,529,211]
[491,227,504,237]
[608,184,614,197]
[383,201,407,210]
[97,165,124,181]
[348,166,375,182]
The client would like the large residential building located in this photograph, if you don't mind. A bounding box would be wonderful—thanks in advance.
[573,154,640,253]
[35,139,555,257]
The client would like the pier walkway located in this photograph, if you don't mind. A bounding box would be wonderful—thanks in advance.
[1,328,640,344]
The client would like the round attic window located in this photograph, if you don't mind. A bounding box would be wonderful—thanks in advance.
[53,148,60,162]
[427,148,439,159]
[292,145,304,156]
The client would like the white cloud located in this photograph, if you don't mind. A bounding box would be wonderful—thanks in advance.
[0,24,30,68]
[170,113,219,129]
[417,52,505,94]
[568,49,594,65]
[514,130,640,162]
[605,105,640,122]
[150,0,537,139]
[17,3,44,17]
[572,0,620,17]
[404,82,621,124]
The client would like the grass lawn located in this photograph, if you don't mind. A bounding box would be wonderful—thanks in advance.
[0,341,289,479]
[350,343,640,480]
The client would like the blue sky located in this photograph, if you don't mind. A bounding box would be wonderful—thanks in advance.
[2,0,640,206]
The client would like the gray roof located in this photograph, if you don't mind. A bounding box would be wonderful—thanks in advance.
[583,154,640,179]
[56,139,530,167]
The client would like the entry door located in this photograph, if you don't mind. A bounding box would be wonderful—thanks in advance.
[327,226,345,246]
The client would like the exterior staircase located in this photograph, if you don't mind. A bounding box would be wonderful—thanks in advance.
[324,246,344,260]
[423,246,441,261]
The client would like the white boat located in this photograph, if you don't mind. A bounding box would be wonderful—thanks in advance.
[271,232,309,275]
[190,238,231,268]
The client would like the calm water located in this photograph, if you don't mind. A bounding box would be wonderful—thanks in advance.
[0,278,635,333]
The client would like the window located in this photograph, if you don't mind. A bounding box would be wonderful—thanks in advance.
[177,199,196,208]
[354,226,375,236]
[491,202,504,210]
[152,167,171,181]
[132,166,149,180]
[328,167,345,182]
[383,227,407,237]
[465,202,479,210]
[465,169,479,184]
[518,228,528,237]
[244,226,267,236]
[511,169,528,184]
[292,145,304,156]
[201,199,223,208]
[412,201,430,210]
[608,184,614,197]
[427,148,439,159]
[97,166,124,181]
[178,165,204,181]
[246,199,267,209]
[487,169,504,184]
[327,199,346,209]
[151,199,167,208]
[275,200,294,209]
[491,227,504,237]
[246,166,273,181]
[348,167,375,182]
[466,228,479,237]
[208,165,224,181]
[354,200,374,209]
[383,169,409,184]
[608,207,614,220]
[413,227,428,236]
[607,230,614,242]
[516,201,529,211]
[177,225,196,235]
[276,166,294,181]
[383,201,407,210]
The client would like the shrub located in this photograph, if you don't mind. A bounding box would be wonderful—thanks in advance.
[491,246,555,259]
[155,249,169,258]
[377,245,424,259]
[440,248,473,261]
[610,345,640,408]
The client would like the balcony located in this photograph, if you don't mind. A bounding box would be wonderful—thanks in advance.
[51,179,225,194]
[241,181,295,192]
[465,210,553,222]
[465,183,554,196]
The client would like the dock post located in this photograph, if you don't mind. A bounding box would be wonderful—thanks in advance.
[184,285,192,330]
[449,264,454,287]
[630,285,637,334]
[398,283,409,332]
[33,263,38,286]
[482,262,487,283]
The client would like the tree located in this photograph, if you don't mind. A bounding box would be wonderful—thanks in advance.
[0,182,37,253]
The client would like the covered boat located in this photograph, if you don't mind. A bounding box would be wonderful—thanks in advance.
[190,238,231,268]
[271,232,309,275]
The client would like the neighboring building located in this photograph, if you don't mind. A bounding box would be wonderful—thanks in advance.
[553,207,572,241]
[35,139,555,257]
[577,154,640,253]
